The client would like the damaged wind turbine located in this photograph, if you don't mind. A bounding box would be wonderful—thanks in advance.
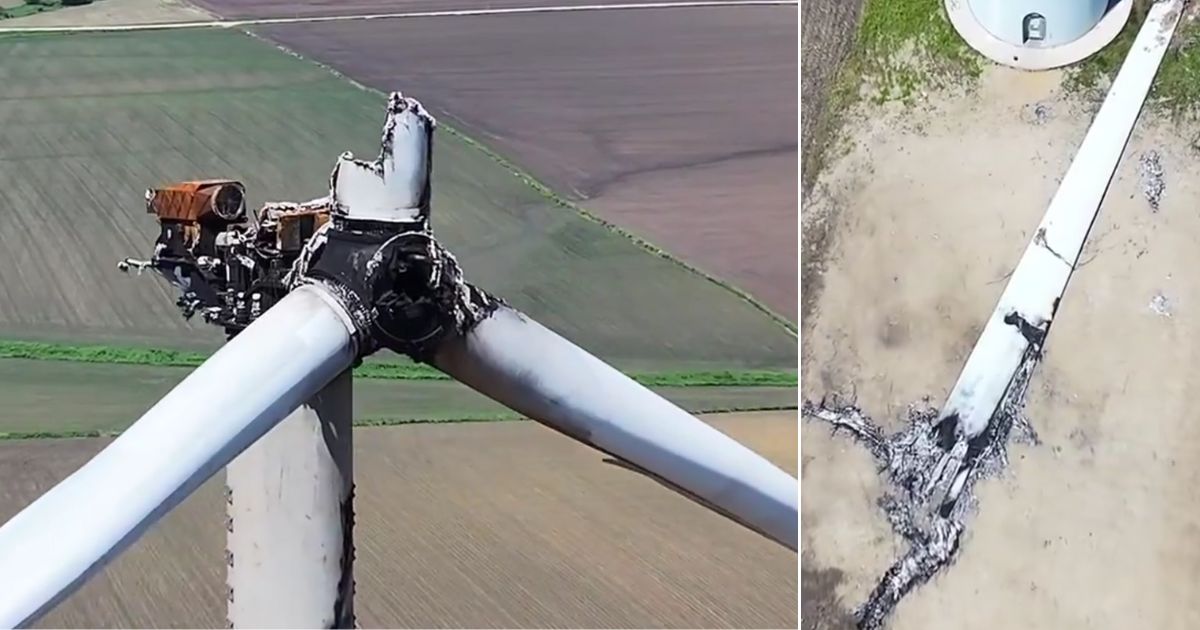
[0,91,798,629]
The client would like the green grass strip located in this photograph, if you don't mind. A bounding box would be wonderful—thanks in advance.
[0,404,798,441]
[0,339,797,387]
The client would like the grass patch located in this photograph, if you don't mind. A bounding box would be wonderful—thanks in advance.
[0,0,93,21]
[1066,3,1200,118]
[0,339,797,387]
[0,358,797,434]
[805,0,984,199]
[838,0,983,106]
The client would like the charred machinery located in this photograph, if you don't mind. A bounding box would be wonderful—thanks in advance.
[120,95,497,359]
[119,180,332,337]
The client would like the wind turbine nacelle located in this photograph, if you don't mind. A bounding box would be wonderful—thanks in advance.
[121,180,334,335]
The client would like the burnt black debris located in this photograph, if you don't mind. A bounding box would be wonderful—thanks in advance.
[1138,150,1165,212]
[1003,311,1048,347]
[802,346,1041,629]
[289,218,500,362]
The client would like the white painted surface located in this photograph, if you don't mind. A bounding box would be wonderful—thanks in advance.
[0,285,358,629]
[332,95,434,224]
[433,307,798,550]
[940,0,1183,441]
[226,370,354,629]
[0,1,798,33]
[946,0,1131,70]
[967,0,1108,46]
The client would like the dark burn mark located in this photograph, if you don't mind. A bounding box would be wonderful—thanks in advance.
[802,345,1042,629]
[933,413,959,451]
[332,487,356,629]
[802,554,856,630]
[1033,227,1072,267]
[1003,311,1047,347]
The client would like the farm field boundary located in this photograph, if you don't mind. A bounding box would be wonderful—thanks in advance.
[0,339,798,387]
[3,415,797,628]
[0,358,798,436]
[0,405,799,441]
[0,0,797,32]
[0,28,796,371]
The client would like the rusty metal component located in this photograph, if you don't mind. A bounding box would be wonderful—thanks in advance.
[146,180,247,223]
[264,201,332,252]
[119,181,333,336]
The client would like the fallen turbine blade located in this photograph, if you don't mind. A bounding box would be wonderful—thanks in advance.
[0,285,358,629]
[431,306,798,551]
[938,0,1183,443]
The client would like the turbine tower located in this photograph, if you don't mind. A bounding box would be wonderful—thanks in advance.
[946,0,1134,69]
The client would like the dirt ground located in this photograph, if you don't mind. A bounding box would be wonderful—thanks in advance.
[1,412,797,628]
[0,0,210,26]
[246,5,798,319]
[799,0,862,198]
[799,0,863,329]
[802,65,1200,628]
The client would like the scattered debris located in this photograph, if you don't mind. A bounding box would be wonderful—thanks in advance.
[1150,292,1173,317]
[802,351,1040,629]
[1021,102,1053,126]
[1137,150,1165,211]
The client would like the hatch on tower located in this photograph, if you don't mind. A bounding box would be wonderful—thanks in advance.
[946,0,1132,70]
[1023,13,1047,44]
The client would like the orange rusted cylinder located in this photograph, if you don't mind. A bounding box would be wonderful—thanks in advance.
[146,180,247,223]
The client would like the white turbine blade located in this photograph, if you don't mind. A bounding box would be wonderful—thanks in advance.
[939,0,1183,441]
[0,285,358,629]
[330,92,435,224]
[432,307,798,550]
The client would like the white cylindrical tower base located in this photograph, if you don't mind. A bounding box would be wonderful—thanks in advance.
[226,370,354,629]
[946,0,1132,70]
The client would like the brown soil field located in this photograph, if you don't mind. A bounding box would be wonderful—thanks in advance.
[803,66,1200,628]
[192,0,772,19]
[0,412,798,628]
[248,5,799,319]
[798,0,862,198]
[0,29,794,370]
[798,0,863,331]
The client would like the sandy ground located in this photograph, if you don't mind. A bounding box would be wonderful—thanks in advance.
[799,0,863,327]
[0,0,210,26]
[1,412,798,628]
[801,65,1200,628]
[243,5,798,319]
